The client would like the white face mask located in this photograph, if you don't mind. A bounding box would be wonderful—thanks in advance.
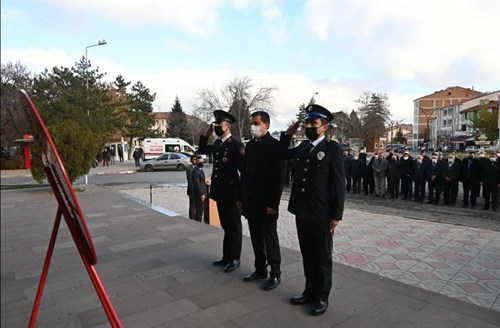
[353,156,358,160]
[479,153,485,158]
[366,157,371,162]
[448,158,454,163]
[491,157,497,162]
[432,159,437,163]
[250,125,263,138]
[403,156,408,160]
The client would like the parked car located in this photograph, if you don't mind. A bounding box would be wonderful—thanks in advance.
[393,146,407,153]
[139,152,191,172]
[464,146,480,152]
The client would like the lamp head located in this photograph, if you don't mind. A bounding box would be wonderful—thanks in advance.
[98,40,107,45]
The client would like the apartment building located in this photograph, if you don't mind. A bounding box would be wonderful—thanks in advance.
[412,86,482,149]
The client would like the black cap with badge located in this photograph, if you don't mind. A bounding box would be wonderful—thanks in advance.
[305,104,334,123]
[213,110,236,124]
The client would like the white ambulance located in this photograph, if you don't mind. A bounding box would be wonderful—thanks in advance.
[142,138,196,160]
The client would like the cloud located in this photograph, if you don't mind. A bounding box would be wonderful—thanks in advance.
[261,3,287,44]
[51,0,224,38]
[164,39,193,53]
[304,0,500,87]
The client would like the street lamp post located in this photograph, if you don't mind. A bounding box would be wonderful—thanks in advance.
[84,40,107,185]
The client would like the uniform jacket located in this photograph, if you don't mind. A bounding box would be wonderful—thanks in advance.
[198,135,244,202]
[372,158,388,178]
[241,132,285,218]
[460,157,481,182]
[191,166,207,198]
[441,161,460,181]
[279,133,345,221]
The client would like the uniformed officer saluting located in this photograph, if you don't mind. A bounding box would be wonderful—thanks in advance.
[279,104,345,316]
[198,110,245,273]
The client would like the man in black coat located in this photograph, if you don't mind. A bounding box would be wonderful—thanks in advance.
[186,155,197,220]
[442,153,461,205]
[428,154,443,204]
[343,151,352,192]
[350,152,364,194]
[198,110,245,273]
[460,150,481,209]
[482,153,500,211]
[413,155,430,202]
[241,111,285,291]
[386,155,401,199]
[191,155,207,222]
[279,104,345,316]
[399,151,413,200]
[362,154,375,195]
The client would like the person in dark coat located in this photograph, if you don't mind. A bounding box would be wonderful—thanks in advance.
[428,154,443,204]
[482,153,500,211]
[478,152,491,199]
[198,110,245,273]
[442,154,461,205]
[413,155,430,202]
[186,155,197,220]
[399,151,414,200]
[350,152,364,194]
[191,155,207,222]
[241,111,285,291]
[279,104,345,316]
[386,155,401,198]
[362,154,375,195]
[133,149,140,166]
[343,151,352,192]
[460,151,481,208]
[117,144,124,162]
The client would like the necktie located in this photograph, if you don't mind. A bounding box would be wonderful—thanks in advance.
[305,142,313,154]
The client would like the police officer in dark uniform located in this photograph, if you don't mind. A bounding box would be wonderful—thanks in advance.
[279,104,345,316]
[242,111,285,291]
[198,110,245,273]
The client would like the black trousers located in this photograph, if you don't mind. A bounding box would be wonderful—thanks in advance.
[483,185,499,209]
[401,176,412,199]
[247,215,281,277]
[188,196,196,220]
[443,179,459,204]
[193,196,204,222]
[345,176,352,191]
[414,180,426,201]
[296,217,333,302]
[216,201,242,262]
[388,178,400,197]
[352,177,362,193]
[362,176,375,195]
[463,181,480,206]
[428,179,442,202]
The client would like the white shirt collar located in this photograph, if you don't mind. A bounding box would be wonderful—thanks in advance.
[220,134,231,143]
[310,135,325,147]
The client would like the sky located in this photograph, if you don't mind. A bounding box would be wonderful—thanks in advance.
[2,0,500,131]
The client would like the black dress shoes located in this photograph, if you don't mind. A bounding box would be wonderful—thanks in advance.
[311,300,329,315]
[263,277,280,290]
[213,259,228,266]
[290,294,313,305]
[243,271,268,282]
[224,259,240,273]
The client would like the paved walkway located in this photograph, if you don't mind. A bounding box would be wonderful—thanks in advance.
[118,183,500,312]
[1,186,499,327]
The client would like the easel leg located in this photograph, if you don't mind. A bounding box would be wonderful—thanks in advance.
[28,207,62,328]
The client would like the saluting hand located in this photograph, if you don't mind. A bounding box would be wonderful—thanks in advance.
[286,121,300,136]
[204,123,214,137]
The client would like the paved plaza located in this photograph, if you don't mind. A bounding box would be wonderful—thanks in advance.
[119,183,500,312]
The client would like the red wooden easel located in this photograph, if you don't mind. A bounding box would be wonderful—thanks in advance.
[19,90,122,327]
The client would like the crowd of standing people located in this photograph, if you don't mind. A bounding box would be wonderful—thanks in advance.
[341,147,500,211]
